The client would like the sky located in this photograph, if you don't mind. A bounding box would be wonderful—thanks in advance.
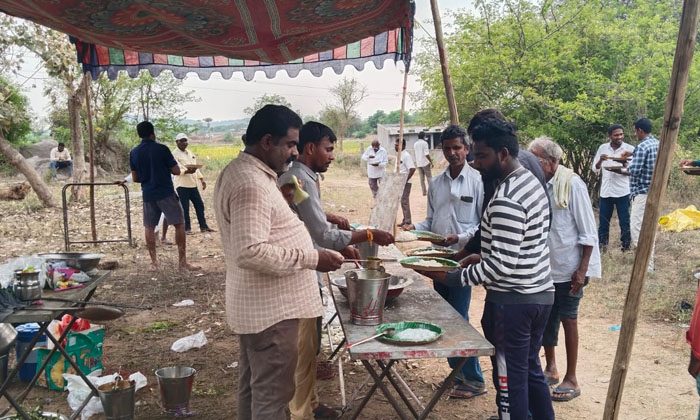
[12,0,472,122]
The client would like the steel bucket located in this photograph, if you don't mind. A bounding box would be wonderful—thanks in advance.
[0,324,17,355]
[155,366,196,415]
[98,380,135,420]
[344,268,391,326]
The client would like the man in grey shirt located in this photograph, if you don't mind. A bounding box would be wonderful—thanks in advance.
[279,121,394,420]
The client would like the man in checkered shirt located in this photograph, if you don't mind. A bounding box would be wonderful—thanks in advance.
[621,117,659,271]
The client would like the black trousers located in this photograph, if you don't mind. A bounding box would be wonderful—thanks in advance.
[176,187,209,231]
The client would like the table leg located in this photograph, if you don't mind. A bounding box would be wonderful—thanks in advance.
[376,360,420,419]
[417,357,468,420]
[356,360,411,420]
[348,360,394,420]
[1,390,31,419]
[0,319,68,418]
[328,337,346,361]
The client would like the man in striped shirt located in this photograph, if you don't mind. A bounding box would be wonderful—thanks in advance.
[419,118,555,420]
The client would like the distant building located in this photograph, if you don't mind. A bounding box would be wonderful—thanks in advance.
[376,124,445,156]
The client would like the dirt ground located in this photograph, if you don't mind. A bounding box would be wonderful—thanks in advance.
[0,160,698,419]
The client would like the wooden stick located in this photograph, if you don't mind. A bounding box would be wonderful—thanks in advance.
[603,1,700,418]
[83,76,97,241]
[429,0,459,125]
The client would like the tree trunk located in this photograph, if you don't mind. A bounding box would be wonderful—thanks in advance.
[0,133,57,207]
[68,78,87,202]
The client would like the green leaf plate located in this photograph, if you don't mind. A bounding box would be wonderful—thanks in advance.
[398,256,460,272]
[376,321,444,345]
[409,230,446,243]
[405,246,456,258]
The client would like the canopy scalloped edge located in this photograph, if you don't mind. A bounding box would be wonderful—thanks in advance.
[84,52,408,81]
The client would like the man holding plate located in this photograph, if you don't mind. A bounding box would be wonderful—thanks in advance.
[403,124,486,399]
[173,133,215,235]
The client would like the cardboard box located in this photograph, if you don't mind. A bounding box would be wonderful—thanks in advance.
[35,326,104,391]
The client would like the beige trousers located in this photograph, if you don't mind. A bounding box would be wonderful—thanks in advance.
[289,317,320,420]
[238,319,299,420]
[630,194,655,271]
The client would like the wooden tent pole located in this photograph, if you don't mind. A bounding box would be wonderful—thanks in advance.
[83,75,97,242]
[429,0,459,125]
[395,68,409,238]
[603,0,700,418]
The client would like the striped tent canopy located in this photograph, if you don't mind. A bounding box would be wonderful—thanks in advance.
[0,0,413,80]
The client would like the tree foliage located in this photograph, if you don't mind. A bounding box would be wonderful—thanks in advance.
[243,94,293,117]
[415,0,696,191]
[0,76,31,145]
[319,77,368,149]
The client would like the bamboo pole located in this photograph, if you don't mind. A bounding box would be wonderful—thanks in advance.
[429,0,459,125]
[83,76,97,242]
[603,0,700,418]
[394,69,409,237]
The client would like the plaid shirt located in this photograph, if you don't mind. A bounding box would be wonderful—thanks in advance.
[628,135,659,198]
[213,152,322,334]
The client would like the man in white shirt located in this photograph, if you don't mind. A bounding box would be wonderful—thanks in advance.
[360,140,388,198]
[592,124,635,252]
[529,136,601,403]
[414,131,433,196]
[172,133,215,235]
[49,142,73,180]
[403,125,486,398]
[395,138,415,227]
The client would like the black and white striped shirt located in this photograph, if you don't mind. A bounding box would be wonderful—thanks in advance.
[447,167,554,304]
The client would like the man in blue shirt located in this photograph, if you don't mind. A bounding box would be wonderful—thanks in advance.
[129,121,199,271]
[621,117,659,272]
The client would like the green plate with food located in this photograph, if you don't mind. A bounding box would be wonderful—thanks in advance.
[405,246,456,258]
[409,230,446,243]
[398,256,460,272]
[350,222,376,230]
[376,321,444,345]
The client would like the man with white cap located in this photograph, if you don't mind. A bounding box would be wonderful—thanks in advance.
[173,133,215,234]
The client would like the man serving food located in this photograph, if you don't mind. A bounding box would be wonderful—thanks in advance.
[403,124,486,399]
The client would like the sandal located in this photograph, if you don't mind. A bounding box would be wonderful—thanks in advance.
[448,383,487,400]
[551,386,581,402]
[316,360,335,380]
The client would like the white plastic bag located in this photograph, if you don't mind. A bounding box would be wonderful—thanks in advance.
[172,299,194,307]
[0,255,47,288]
[64,371,147,420]
[171,330,208,352]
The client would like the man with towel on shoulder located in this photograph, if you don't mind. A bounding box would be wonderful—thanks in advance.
[528,136,601,403]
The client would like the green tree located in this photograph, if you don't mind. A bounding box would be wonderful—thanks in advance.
[0,76,56,207]
[415,0,691,191]
[321,77,367,150]
[244,94,293,117]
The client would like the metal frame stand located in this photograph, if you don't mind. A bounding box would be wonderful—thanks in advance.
[345,357,467,420]
[62,182,133,251]
[0,288,100,419]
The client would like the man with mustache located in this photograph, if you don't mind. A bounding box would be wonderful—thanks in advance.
[403,124,486,399]
[419,118,554,420]
[279,121,394,420]
[214,106,345,420]
[592,124,634,252]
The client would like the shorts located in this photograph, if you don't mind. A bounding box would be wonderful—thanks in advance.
[542,277,589,347]
[143,193,185,227]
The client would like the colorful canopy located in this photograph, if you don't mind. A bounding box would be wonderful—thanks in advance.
[0,0,414,80]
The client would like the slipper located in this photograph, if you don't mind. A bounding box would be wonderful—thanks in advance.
[316,360,335,380]
[544,374,560,386]
[448,383,487,400]
[551,386,581,402]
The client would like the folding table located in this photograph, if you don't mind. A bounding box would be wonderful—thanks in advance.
[330,262,494,420]
[0,270,111,419]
